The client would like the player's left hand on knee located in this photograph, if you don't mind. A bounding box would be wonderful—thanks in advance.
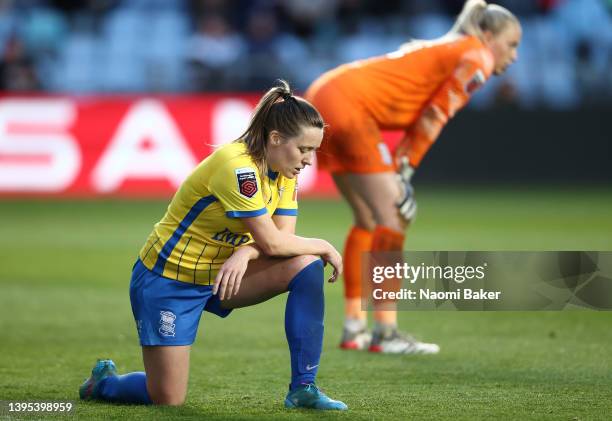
[395,157,417,222]
[320,241,343,283]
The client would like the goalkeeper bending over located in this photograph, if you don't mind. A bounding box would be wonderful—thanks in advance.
[305,0,521,354]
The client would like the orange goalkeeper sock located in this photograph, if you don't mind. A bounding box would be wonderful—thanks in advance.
[343,226,373,320]
[371,225,405,252]
[370,225,405,321]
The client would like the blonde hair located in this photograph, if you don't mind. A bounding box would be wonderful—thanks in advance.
[450,0,519,40]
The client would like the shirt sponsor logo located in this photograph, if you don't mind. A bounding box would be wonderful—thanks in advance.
[235,167,258,198]
[212,227,250,246]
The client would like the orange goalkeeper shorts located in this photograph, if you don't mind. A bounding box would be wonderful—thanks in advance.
[305,82,394,174]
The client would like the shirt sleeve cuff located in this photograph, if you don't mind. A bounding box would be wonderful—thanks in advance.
[273,208,298,216]
[225,208,268,218]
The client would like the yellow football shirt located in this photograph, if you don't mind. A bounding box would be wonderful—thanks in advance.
[138,142,298,285]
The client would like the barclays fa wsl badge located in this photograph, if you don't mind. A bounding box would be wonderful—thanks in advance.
[235,167,258,198]
[159,310,176,337]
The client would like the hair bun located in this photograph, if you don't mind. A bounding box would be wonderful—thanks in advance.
[281,91,292,100]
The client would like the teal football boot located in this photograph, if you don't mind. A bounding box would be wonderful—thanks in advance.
[79,359,117,400]
[284,383,348,410]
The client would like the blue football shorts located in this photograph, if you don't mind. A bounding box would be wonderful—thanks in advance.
[129,259,232,346]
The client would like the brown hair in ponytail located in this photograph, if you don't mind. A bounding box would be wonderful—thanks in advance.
[234,80,324,175]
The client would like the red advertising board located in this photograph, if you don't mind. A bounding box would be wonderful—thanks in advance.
[0,95,401,198]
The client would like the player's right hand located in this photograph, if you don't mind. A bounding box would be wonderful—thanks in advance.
[213,248,250,300]
[320,241,343,283]
[396,157,417,222]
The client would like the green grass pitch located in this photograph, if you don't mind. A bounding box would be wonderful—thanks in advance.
[1,186,612,420]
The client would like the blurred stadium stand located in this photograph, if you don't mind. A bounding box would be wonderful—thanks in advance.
[0,0,611,109]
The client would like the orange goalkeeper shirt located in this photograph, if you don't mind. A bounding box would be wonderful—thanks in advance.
[307,34,494,168]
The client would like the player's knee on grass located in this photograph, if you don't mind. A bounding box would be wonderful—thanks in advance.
[142,346,189,406]
[147,383,186,406]
[146,370,188,406]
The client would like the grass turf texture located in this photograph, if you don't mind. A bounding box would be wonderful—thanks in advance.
[1,186,611,420]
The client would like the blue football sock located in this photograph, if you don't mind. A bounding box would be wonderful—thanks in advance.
[285,259,325,390]
[97,372,152,404]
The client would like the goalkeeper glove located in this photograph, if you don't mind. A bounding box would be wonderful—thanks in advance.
[396,157,417,222]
